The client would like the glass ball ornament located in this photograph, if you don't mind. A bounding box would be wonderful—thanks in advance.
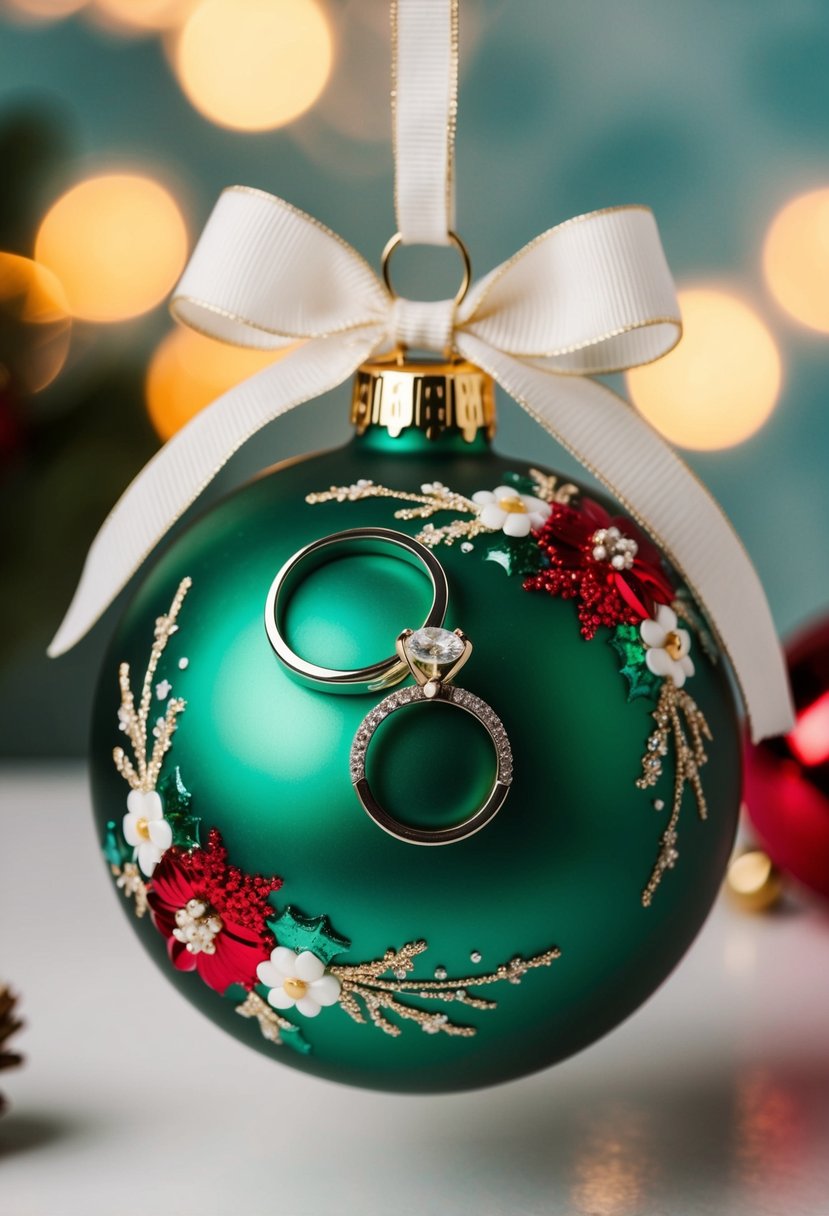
[91,357,741,1092]
[743,615,829,903]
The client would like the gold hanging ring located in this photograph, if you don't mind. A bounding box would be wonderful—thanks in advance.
[380,230,472,307]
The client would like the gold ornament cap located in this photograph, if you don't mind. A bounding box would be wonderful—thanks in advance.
[351,352,496,442]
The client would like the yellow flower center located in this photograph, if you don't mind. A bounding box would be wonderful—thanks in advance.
[497,497,528,514]
[283,977,308,1000]
[664,631,684,661]
[135,817,150,840]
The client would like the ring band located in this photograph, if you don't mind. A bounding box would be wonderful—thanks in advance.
[350,627,514,845]
[265,528,449,695]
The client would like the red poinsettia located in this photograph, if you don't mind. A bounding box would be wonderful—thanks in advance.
[147,829,282,995]
[525,497,675,639]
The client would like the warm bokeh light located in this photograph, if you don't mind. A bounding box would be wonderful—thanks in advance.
[0,252,71,393]
[763,188,829,333]
[35,174,188,323]
[626,288,782,450]
[174,0,333,131]
[5,0,87,21]
[146,326,297,440]
[90,0,195,33]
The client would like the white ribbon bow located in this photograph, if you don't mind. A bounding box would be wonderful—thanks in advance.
[48,184,793,742]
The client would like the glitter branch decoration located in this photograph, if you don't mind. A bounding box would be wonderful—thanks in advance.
[331,941,561,1037]
[236,991,298,1045]
[113,578,191,792]
[110,861,149,917]
[635,678,712,907]
[306,471,577,549]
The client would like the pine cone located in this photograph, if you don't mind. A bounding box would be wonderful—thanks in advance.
[0,985,24,1117]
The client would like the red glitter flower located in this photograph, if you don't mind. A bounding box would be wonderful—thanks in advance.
[147,829,282,995]
[524,497,675,639]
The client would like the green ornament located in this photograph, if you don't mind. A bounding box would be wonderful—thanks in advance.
[90,368,741,1094]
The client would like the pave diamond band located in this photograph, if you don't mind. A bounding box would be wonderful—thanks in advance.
[351,627,513,845]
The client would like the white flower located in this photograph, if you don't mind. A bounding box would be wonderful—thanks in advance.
[472,486,551,538]
[257,947,341,1019]
[122,789,173,876]
[640,604,695,688]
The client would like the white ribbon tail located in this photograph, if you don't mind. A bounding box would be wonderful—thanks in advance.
[47,335,376,657]
[456,334,795,743]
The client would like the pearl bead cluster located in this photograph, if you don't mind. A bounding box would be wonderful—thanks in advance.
[591,526,639,571]
[172,898,224,955]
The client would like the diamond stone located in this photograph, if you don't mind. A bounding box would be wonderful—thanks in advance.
[405,627,464,669]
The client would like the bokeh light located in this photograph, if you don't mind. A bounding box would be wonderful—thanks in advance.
[35,174,188,323]
[146,326,297,440]
[0,252,71,393]
[626,288,782,450]
[763,188,829,333]
[5,0,87,21]
[173,0,333,132]
[90,0,196,34]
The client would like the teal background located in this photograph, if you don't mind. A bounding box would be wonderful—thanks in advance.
[2,0,829,752]
[90,434,741,1091]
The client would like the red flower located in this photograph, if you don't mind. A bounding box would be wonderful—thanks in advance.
[147,829,282,995]
[525,497,675,639]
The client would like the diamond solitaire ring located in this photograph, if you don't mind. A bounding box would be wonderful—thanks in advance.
[350,626,513,845]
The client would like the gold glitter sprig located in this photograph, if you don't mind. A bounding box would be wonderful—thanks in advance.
[636,679,712,907]
[110,862,149,917]
[307,479,488,548]
[331,941,561,1038]
[306,472,577,550]
[113,577,191,792]
[235,991,297,1045]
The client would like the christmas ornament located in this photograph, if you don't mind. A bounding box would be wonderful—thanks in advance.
[743,614,829,902]
[56,1,793,1092]
[725,849,784,914]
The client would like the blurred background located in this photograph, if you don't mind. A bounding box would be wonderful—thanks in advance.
[2,0,829,757]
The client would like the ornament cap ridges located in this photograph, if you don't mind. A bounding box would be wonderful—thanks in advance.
[350,351,496,443]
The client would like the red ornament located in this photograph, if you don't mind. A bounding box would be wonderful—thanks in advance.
[743,615,829,901]
[147,829,283,993]
[525,497,675,638]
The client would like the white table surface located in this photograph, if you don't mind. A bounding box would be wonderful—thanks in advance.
[2,765,828,1216]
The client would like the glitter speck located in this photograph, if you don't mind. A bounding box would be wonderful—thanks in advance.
[653,798,665,811]
[460,542,474,554]
[470,950,482,964]
[434,966,448,980]
[178,657,189,670]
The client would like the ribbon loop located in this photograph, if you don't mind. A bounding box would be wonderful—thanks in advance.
[461,206,682,373]
[172,187,389,346]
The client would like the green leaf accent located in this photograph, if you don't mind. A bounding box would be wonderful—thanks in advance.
[483,534,543,577]
[279,1022,312,1055]
[500,470,538,495]
[267,905,351,966]
[158,767,202,850]
[610,624,662,702]
[102,819,130,867]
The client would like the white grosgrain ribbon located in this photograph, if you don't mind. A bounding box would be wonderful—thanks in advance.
[48,184,793,742]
